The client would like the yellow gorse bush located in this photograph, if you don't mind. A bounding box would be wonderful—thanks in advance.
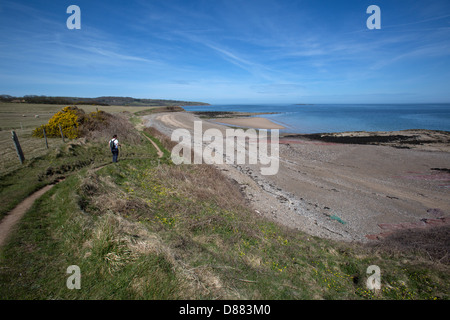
[33,106,81,139]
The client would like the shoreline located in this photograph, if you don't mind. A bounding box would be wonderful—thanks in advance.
[282,129,450,152]
[211,117,286,130]
[189,110,450,144]
[144,111,450,243]
[201,111,450,152]
[189,110,285,129]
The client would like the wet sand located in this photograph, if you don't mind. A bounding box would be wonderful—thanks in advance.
[212,117,286,129]
[143,111,450,243]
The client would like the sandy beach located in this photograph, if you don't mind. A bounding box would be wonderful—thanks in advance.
[212,117,286,129]
[144,111,450,243]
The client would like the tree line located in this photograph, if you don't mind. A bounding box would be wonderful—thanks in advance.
[0,95,209,106]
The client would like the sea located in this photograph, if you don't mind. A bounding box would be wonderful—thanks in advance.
[182,103,450,134]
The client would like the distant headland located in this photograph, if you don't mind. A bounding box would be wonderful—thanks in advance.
[0,94,210,107]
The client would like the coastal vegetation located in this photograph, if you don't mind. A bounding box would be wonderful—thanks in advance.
[0,103,448,300]
[0,94,209,107]
[192,111,279,119]
[32,106,82,139]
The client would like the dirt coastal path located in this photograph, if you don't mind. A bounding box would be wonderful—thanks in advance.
[144,111,450,243]
[0,185,55,247]
[143,134,164,158]
[0,134,165,249]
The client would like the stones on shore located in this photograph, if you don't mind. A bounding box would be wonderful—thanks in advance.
[365,207,448,240]
[230,162,357,242]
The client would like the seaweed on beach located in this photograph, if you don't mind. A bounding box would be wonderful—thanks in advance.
[191,111,240,119]
[191,111,280,119]
[431,168,450,173]
[288,134,419,145]
[283,133,449,148]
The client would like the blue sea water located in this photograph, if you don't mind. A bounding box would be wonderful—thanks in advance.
[183,104,450,134]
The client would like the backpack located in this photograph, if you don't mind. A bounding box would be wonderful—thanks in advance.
[110,139,117,150]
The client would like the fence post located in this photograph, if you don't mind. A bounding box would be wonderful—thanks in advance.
[43,127,49,149]
[59,123,65,142]
[11,131,25,164]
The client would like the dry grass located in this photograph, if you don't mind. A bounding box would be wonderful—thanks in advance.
[369,225,450,264]
[0,129,64,175]
[81,111,142,145]
[77,165,237,298]
[143,126,178,151]
[0,102,158,121]
[151,163,247,212]
[134,106,184,116]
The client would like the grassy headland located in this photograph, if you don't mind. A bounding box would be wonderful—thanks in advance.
[0,105,448,300]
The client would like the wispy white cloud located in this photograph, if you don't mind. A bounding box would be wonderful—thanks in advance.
[1,0,450,103]
[61,42,156,65]
[203,43,274,78]
[251,83,306,95]
[383,13,450,29]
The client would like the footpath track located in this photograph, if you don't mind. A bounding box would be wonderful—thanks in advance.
[0,131,164,249]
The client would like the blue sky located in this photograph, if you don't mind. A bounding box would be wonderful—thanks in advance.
[1,0,450,104]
